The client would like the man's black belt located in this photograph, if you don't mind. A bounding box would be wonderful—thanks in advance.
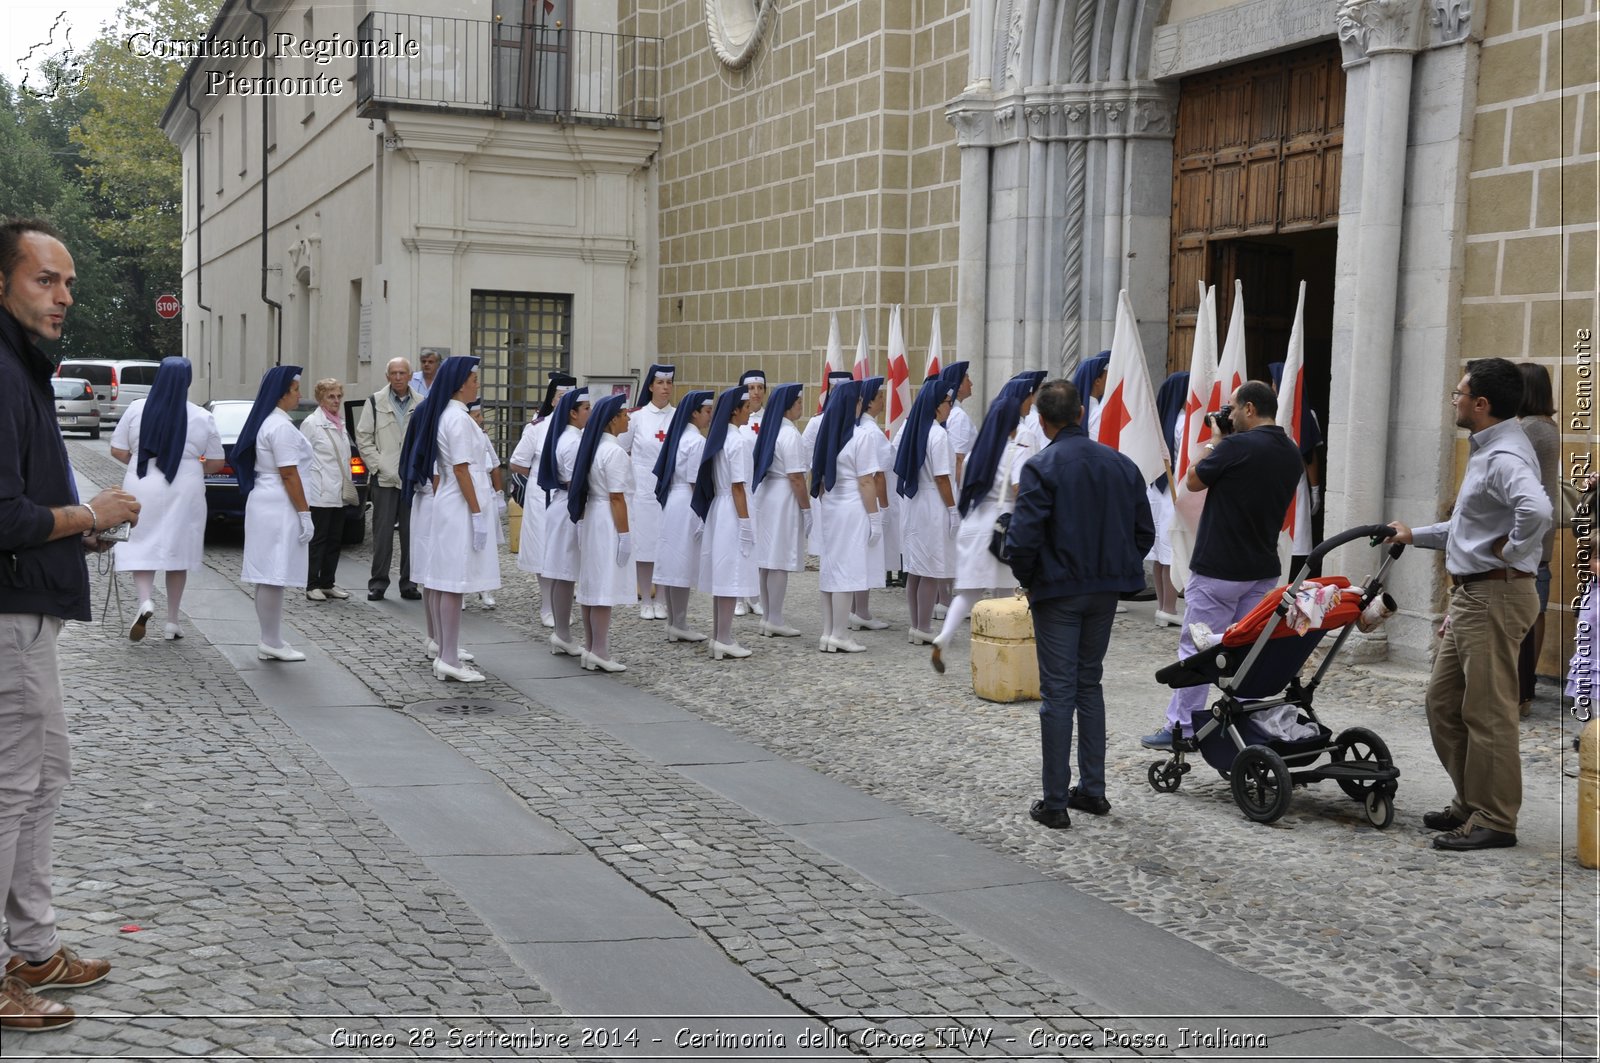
[1450,568,1534,587]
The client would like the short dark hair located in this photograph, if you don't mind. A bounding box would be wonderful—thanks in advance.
[1465,358,1525,421]
[1035,379,1081,429]
[0,218,64,281]
[1516,361,1556,417]
[1235,380,1277,418]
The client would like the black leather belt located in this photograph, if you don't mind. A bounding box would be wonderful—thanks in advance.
[1451,569,1533,587]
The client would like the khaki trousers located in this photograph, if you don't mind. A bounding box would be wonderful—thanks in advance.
[0,613,69,966]
[1426,578,1539,833]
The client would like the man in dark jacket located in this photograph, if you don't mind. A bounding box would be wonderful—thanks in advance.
[0,218,140,1032]
[1006,379,1153,829]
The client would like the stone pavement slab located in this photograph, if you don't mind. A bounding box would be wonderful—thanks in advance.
[354,783,579,857]
[677,760,906,825]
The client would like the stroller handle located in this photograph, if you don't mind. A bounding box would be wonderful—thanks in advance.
[1308,523,1401,567]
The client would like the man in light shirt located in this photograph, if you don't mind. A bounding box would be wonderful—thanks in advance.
[1388,357,1551,852]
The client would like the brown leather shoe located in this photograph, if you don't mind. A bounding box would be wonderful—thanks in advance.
[0,975,74,1030]
[5,946,111,991]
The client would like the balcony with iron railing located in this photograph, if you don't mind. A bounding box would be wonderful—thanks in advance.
[356,12,661,128]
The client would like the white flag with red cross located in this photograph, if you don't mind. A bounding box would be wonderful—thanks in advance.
[886,304,911,438]
[1097,290,1169,486]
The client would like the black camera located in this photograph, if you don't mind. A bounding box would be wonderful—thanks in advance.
[1207,404,1235,437]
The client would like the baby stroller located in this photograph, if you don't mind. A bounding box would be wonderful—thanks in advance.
[1147,525,1405,827]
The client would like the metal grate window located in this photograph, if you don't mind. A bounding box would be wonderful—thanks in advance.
[471,290,572,459]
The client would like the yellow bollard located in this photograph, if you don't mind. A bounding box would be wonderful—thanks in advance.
[1581,717,1599,869]
[970,596,1040,703]
[507,498,523,555]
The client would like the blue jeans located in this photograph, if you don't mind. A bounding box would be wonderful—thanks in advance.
[1034,593,1119,809]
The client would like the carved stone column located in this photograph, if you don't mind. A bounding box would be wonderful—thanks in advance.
[948,99,993,391]
[1328,0,1427,656]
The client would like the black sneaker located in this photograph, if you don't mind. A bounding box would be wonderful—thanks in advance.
[1066,787,1111,816]
[1028,800,1071,830]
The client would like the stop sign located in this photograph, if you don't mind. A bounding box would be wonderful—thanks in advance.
[155,293,181,319]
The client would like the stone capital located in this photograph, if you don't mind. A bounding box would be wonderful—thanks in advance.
[1427,0,1474,47]
[1337,0,1428,65]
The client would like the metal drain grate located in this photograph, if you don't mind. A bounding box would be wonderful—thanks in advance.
[403,698,526,720]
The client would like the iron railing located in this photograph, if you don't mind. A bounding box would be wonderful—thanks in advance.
[356,12,661,126]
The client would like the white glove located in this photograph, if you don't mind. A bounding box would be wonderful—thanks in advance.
[802,509,814,539]
[1310,486,1322,515]
[297,511,314,544]
[946,506,961,537]
[471,511,488,552]
[867,511,883,546]
[616,531,632,568]
[738,518,755,558]
[494,494,508,519]
[692,517,705,542]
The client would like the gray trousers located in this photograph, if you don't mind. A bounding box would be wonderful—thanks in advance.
[368,484,415,595]
[0,613,69,966]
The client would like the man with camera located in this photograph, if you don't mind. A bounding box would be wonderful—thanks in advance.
[1141,380,1303,749]
[0,219,141,1031]
[1006,380,1153,828]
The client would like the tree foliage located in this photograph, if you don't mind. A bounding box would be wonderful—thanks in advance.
[0,0,218,357]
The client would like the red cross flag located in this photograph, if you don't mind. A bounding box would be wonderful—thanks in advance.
[923,310,943,382]
[852,311,871,381]
[1170,282,1219,591]
[1277,281,1310,546]
[885,304,911,438]
[818,311,842,413]
[1097,290,1169,486]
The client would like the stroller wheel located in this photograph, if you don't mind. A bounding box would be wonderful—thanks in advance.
[1147,760,1183,793]
[1333,726,1393,800]
[1231,746,1292,823]
[1363,789,1395,829]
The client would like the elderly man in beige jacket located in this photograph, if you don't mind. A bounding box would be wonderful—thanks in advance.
[356,357,421,600]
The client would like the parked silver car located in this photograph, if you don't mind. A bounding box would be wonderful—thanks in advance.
[52,376,102,439]
[55,359,162,426]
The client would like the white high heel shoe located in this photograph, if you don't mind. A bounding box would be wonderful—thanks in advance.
[819,635,866,653]
[709,640,752,660]
[907,628,936,645]
[666,626,708,643]
[257,642,306,662]
[581,650,627,672]
[758,621,801,637]
[130,599,155,642]
[550,634,582,656]
[433,658,485,683]
[847,613,888,631]
[426,639,474,662]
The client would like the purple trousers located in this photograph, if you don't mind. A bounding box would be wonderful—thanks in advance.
[1164,572,1280,730]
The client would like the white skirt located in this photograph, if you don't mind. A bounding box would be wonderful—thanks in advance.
[1147,484,1175,565]
[424,470,501,594]
[900,486,954,578]
[696,494,758,597]
[241,485,308,588]
[752,475,805,572]
[115,460,207,571]
[954,500,1013,591]
[515,486,547,574]
[653,485,699,588]
[540,491,582,582]
[816,489,874,593]
[577,494,635,606]
[629,489,664,563]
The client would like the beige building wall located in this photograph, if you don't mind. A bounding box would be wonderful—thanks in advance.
[1460,0,1598,674]
[648,0,966,407]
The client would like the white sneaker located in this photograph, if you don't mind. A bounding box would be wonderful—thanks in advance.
[258,642,307,662]
[305,588,328,602]
[325,586,350,600]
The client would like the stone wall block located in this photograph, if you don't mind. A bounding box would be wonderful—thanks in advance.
[1556,23,1600,90]
[1531,297,1596,356]
[1469,107,1507,170]
[1458,300,1528,357]
[1568,229,1597,293]
[1475,36,1544,104]
[1465,171,1534,232]
[1463,240,1500,296]
[1500,233,1564,293]
[1537,158,1597,225]
[1509,97,1566,163]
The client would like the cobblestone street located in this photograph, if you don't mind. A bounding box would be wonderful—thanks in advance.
[7,440,1594,1060]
